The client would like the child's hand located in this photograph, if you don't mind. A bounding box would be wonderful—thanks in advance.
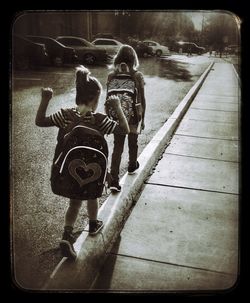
[41,87,53,102]
[106,95,121,109]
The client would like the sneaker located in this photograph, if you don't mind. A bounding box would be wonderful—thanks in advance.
[128,161,140,175]
[59,228,77,260]
[89,220,104,236]
[110,180,121,193]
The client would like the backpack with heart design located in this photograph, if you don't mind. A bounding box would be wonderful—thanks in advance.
[50,119,108,200]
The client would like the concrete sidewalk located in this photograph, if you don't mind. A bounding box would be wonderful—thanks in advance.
[92,62,240,292]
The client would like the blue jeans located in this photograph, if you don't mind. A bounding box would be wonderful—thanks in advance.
[110,133,138,182]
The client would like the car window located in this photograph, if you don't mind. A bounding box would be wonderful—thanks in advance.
[94,40,117,45]
[93,40,101,45]
[93,40,106,45]
[105,41,117,45]
[58,38,87,47]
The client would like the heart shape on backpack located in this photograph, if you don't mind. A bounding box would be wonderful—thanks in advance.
[68,159,102,187]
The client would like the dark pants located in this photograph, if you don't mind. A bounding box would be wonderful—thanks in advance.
[110,133,138,181]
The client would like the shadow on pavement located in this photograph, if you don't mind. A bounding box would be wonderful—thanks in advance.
[157,58,193,81]
[92,235,122,291]
[142,57,193,82]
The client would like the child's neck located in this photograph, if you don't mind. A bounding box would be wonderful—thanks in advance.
[76,104,92,115]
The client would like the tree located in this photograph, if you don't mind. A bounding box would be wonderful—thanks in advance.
[203,11,240,52]
[126,11,200,46]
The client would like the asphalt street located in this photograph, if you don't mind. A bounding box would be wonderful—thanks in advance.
[11,53,234,289]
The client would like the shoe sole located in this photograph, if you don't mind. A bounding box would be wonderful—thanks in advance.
[110,186,121,192]
[128,163,140,175]
[89,223,104,236]
[128,168,139,175]
[59,240,77,260]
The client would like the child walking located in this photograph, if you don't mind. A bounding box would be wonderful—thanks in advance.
[35,65,129,259]
[106,45,146,192]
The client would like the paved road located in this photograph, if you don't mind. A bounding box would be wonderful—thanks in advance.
[11,54,218,289]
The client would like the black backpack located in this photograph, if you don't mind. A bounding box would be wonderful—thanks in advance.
[50,118,108,200]
[105,68,142,124]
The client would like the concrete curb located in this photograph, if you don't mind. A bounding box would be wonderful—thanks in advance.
[232,63,240,86]
[43,61,214,291]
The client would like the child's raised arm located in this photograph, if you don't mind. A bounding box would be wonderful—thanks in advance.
[35,88,55,127]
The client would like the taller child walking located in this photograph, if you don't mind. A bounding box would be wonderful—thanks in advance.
[106,45,146,192]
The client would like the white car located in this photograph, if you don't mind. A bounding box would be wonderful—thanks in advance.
[143,40,170,57]
[92,38,123,56]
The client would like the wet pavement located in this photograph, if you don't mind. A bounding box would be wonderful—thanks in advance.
[11,54,233,289]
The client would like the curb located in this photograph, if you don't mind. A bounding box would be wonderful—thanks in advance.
[232,63,240,86]
[43,61,214,291]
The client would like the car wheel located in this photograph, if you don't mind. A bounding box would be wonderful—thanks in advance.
[53,56,63,67]
[84,53,96,65]
[156,50,162,57]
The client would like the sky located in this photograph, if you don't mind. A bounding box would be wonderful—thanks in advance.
[184,12,205,30]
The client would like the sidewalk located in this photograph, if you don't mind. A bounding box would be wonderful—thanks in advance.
[44,62,240,292]
[92,62,240,292]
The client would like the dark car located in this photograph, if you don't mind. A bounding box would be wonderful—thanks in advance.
[26,35,78,66]
[127,38,153,57]
[12,35,49,70]
[56,36,110,65]
[176,42,206,55]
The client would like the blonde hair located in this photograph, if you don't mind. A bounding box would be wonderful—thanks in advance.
[75,65,102,105]
[113,45,139,72]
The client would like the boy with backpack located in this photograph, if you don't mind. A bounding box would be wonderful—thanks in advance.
[105,45,146,193]
[35,65,129,260]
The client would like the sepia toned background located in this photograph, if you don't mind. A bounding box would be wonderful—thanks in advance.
[11,10,240,292]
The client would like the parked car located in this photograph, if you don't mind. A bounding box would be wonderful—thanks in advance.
[135,41,154,57]
[56,36,110,65]
[12,35,49,70]
[92,38,123,56]
[143,40,170,57]
[26,35,78,66]
[127,38,153,57]
[176,42,206,55]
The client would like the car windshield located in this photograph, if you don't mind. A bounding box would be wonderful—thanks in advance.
[31,37,65,47]
[58,37,94,47]
[52,39,68,47]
